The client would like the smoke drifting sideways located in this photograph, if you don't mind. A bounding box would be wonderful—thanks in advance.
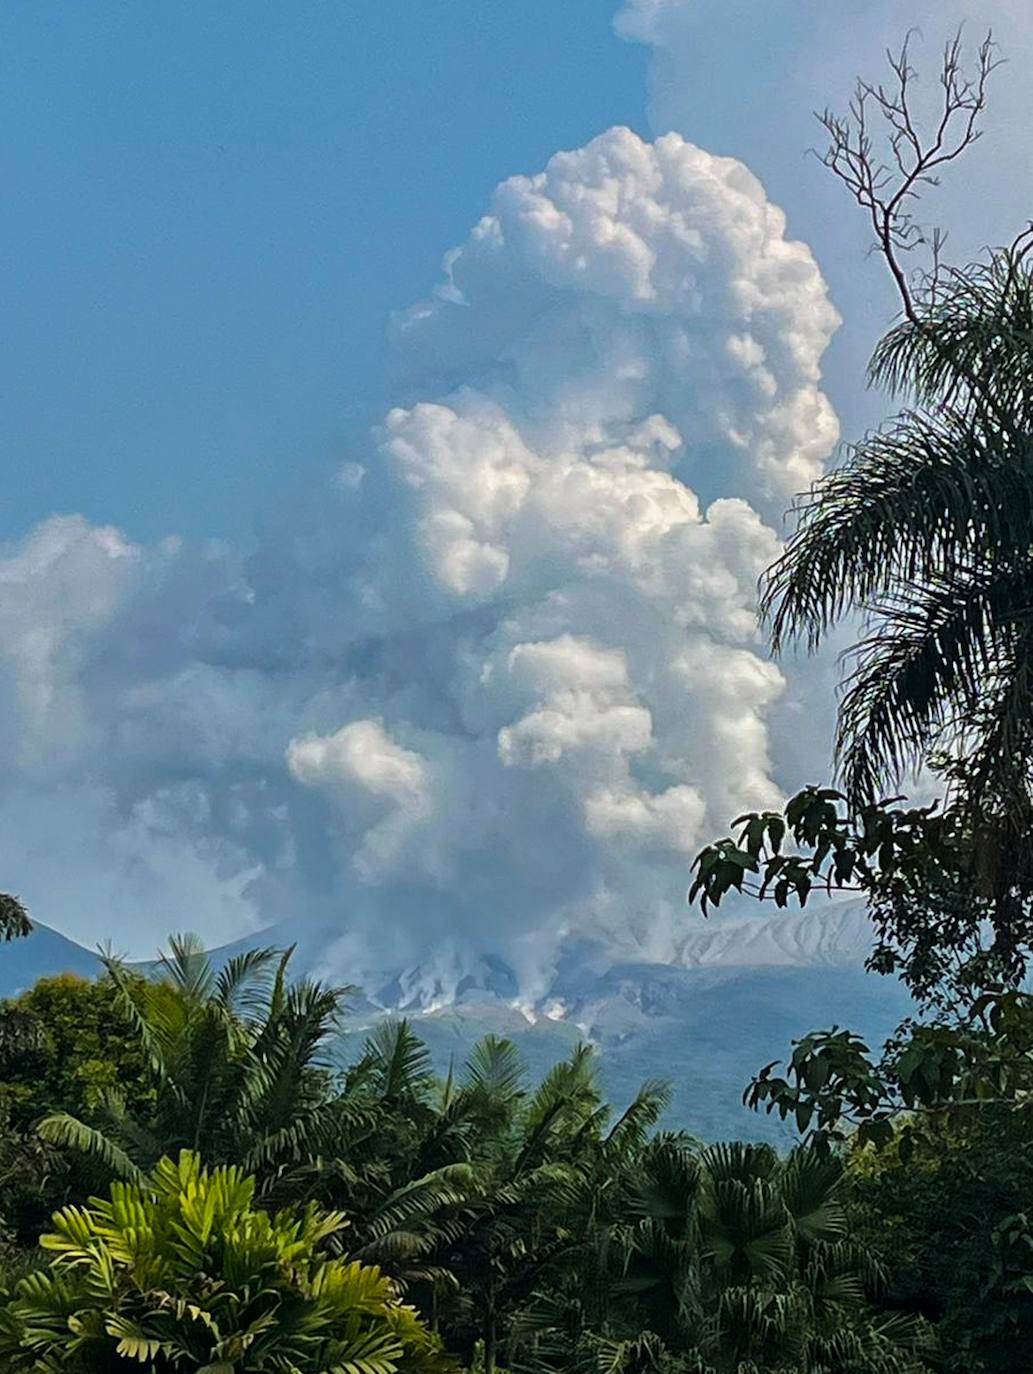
[0,129,840,1001]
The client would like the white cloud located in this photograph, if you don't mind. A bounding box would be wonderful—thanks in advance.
[288,719,429,811]
[585,783,705,855]
[287,720,432,883]
[0,517,139,770]
[394,127,839,507]
[498,638,654,769]
[0,127,840,988]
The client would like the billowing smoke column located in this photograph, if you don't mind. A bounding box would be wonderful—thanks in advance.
[0,129,839,997]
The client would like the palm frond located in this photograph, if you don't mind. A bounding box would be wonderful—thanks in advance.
[365,1021,433,1103]
[604,1082,671,1155]
[157,932,217,1003]
[213,945,280,1017]
[870,249,1033,420]
[37,1112,144,1183]
[464,1035,527,1104]
[834,564,1033,797]
[762,415,1033,654]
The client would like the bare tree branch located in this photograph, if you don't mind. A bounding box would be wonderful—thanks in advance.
[817,27,1001,321]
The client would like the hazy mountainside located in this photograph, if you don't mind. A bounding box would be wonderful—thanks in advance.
[322,902,909,1143]
[0,922,103,992]
[0,902,910,1141]
[383,965,907,1145]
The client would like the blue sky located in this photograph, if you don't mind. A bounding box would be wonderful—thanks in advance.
[2,1,647,542]
[1,1,1031,969]
[8,2,1028,548]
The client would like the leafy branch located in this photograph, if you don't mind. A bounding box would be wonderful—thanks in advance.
[690,784,1033,1004]
[0,896,30,944]
[746,989,1033,1154]
[689,785,942,914]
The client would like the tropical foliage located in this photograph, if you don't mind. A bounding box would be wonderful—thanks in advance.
[688,783,1033,1002]
[0,968,939,1373]
[0,972,152,1253]
[525,1137,931,1374]
[38,936,345,1184]
[0,973,150,1128]
[299,1023,672,1372]
[0,1149,452,1373]
[758,30,1033,992]
[756,244,1033,991]
[847,1111,1033,1374]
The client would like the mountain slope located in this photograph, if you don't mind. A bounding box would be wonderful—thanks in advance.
[0,922,103,997]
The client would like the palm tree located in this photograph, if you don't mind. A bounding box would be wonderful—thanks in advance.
[309,1028,595,1368]
[306,1022,482,1284]
[38,934,347,1184]
[760,245,1033,985]
[762,243,1033,809]
[444,1043,669,1374]
[307,1025,669,1374]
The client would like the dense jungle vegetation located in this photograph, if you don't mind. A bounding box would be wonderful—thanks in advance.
[1,29,1032,1374]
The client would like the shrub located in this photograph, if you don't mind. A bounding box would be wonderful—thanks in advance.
[0,1150,453,1373]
